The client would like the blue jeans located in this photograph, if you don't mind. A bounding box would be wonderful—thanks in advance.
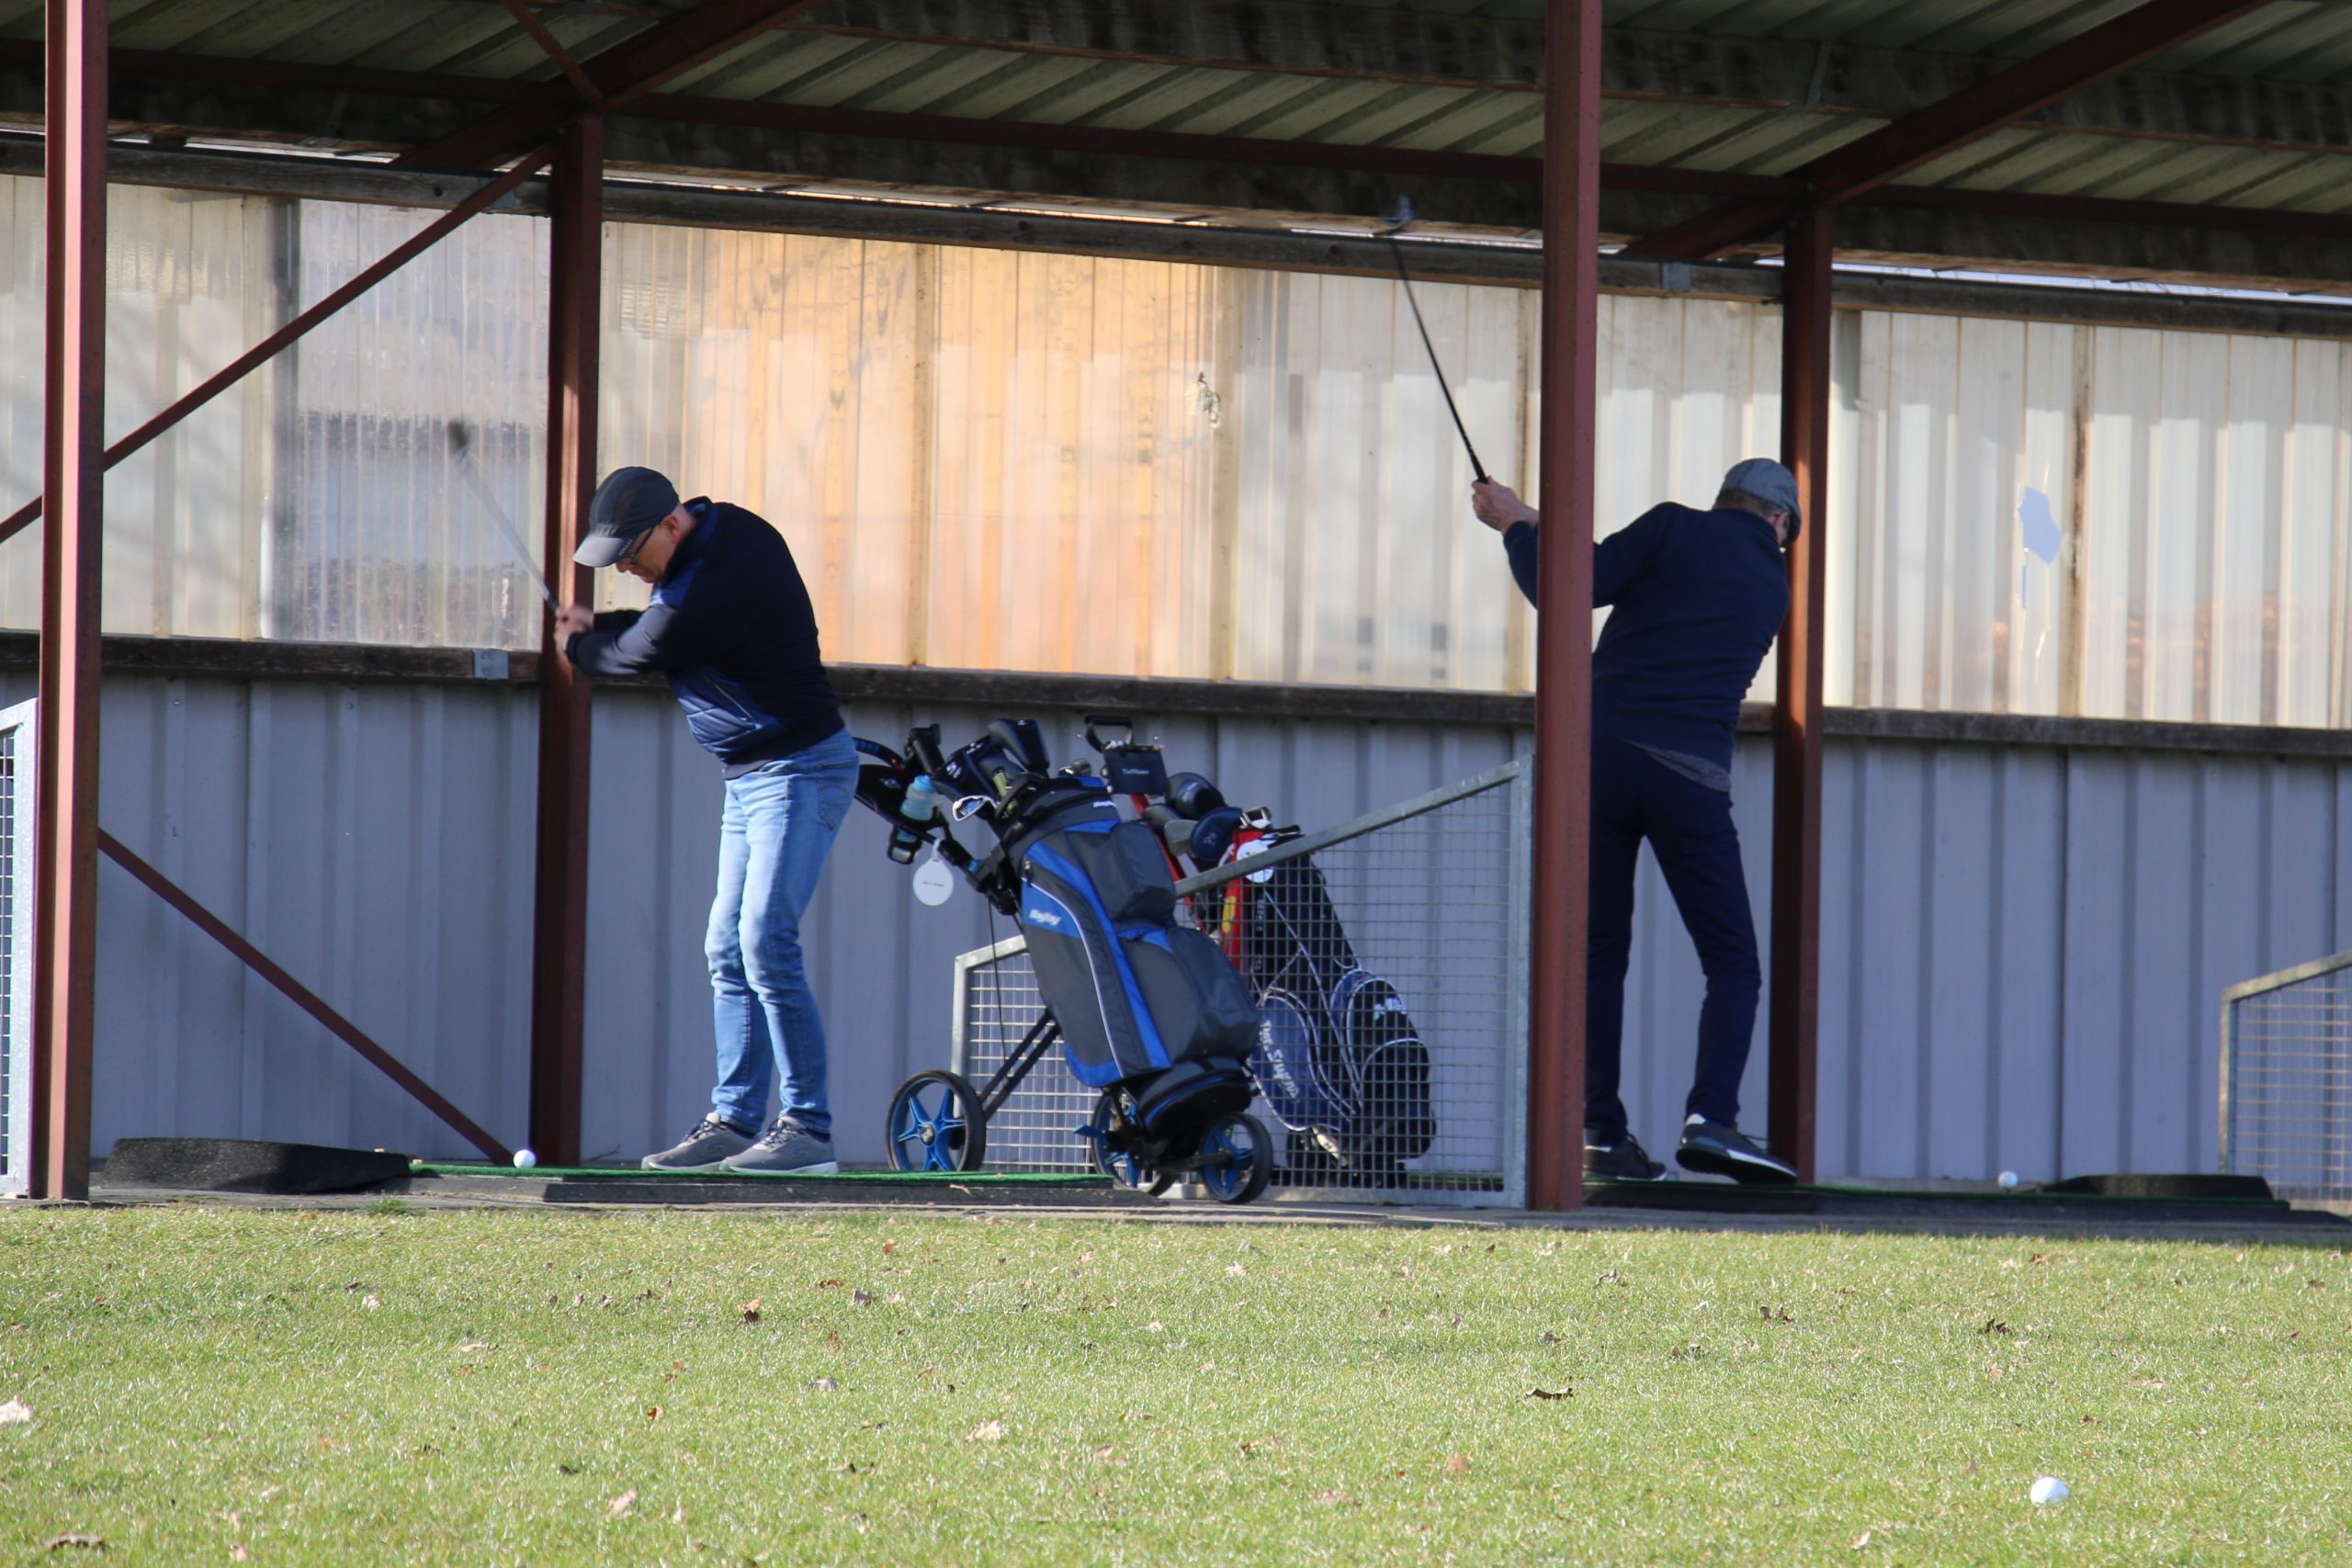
[1585,737,1762,1144]
[707,728,858,1136]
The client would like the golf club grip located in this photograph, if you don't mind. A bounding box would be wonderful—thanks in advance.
[1385,237,1487,486]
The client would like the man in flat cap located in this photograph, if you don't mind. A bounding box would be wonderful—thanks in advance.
[1471,458,1804,1187]
[556,468,859,1175]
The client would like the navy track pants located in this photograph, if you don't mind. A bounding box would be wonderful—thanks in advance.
[1584,737,1761,1144]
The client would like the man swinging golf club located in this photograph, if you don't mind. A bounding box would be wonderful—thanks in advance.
[1472,460,1802,1186]
[556,468,859,1175]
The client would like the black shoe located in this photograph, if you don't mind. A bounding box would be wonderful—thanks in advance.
[1584,1134,1666,1182]
[1676,1116,1799,1185]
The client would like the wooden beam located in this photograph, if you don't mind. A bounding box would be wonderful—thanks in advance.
[1628,0,2278,261]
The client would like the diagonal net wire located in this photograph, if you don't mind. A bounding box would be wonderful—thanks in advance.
[2225,959,2352,1202]
[954,762,1528,1202]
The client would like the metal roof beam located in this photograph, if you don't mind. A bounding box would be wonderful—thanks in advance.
[390,0,837,171]
[1626,0,2278,262]
[9,132,2352,310]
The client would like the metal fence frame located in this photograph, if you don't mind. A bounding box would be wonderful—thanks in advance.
[950,757,1532,1206]
[0,699,35,1199]
[2221,947,2352,1197]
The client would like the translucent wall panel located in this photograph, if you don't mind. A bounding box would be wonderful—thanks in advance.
[923,247,1220,679]
[1838,312,2352,728]
[1838,311,2078,715]
[1227,269,1532,690]
[0,179,283,640]
[2078,327,2352,728]
[273,202,548,649]
[6,170,2351,726]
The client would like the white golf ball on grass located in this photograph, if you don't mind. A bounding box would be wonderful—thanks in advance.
[512,1148,538,1170]
[1998,1170,2020,1190]
[2029,1476,2069,1505]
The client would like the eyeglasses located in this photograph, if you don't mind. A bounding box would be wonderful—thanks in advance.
[616,526,656,567]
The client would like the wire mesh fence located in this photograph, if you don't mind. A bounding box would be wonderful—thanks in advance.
[0,701,34,1199]
[952,760,1530,1204]
[2223,952,2352,1202]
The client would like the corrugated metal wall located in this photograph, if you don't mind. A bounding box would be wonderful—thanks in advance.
[47,670,2352,1185]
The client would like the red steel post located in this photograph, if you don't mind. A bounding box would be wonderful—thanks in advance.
[30,0,107,1201]
[528,116,603,1166]
[1769,208,1832,1183]
[1525,0,1602,1212]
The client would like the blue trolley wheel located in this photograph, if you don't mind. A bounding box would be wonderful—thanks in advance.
[1198,1113,1272,1205]
[887,1070,988,1172]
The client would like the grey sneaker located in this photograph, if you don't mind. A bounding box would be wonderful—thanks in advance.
[642,1112,757,1171]
[723,1117,839,1176]
[1676,1115,1799,1186]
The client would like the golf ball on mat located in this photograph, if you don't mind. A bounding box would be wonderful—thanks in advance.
[2029,1477,2069,1506]
[513,1148,537,1169]
[1999,1170,2020,1190]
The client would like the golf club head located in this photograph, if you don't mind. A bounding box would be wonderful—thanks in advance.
[1381,194,1416,235]
[447,417,474,457]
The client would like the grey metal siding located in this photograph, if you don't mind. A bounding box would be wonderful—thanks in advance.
[47,669,2352,1187]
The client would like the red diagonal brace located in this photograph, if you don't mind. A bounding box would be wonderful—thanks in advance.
[497,0,605,105]
[1627,0,2274,260]
[0,149,554,550]
[99,830,510,1163]
[392,0,836,173]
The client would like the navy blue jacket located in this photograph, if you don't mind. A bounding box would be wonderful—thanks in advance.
[566,499,843,775]
[1504,503,1788,769]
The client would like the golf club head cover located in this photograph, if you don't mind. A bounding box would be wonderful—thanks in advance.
[1163,772,1227,821]
[1185,806,1244,868]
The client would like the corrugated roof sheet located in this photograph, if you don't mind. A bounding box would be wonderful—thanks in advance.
[9,1,2352,259]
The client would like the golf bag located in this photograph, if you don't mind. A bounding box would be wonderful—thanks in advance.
[1154,771,1437,1171]
[940,723,1261,1146]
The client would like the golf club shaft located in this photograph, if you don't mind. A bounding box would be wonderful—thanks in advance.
[451,445,562,614]
[1384,235,1488,485]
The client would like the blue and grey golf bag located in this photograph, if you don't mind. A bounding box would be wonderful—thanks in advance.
[944,723,1261,1148]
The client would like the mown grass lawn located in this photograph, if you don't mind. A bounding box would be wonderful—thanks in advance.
[1,1204,2346,1565]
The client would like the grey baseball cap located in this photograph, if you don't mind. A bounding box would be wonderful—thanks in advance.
[576,466,680,567]
[1720,457,1801,541]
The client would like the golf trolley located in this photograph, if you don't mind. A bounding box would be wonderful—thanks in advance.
[853,718,1275,1205]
